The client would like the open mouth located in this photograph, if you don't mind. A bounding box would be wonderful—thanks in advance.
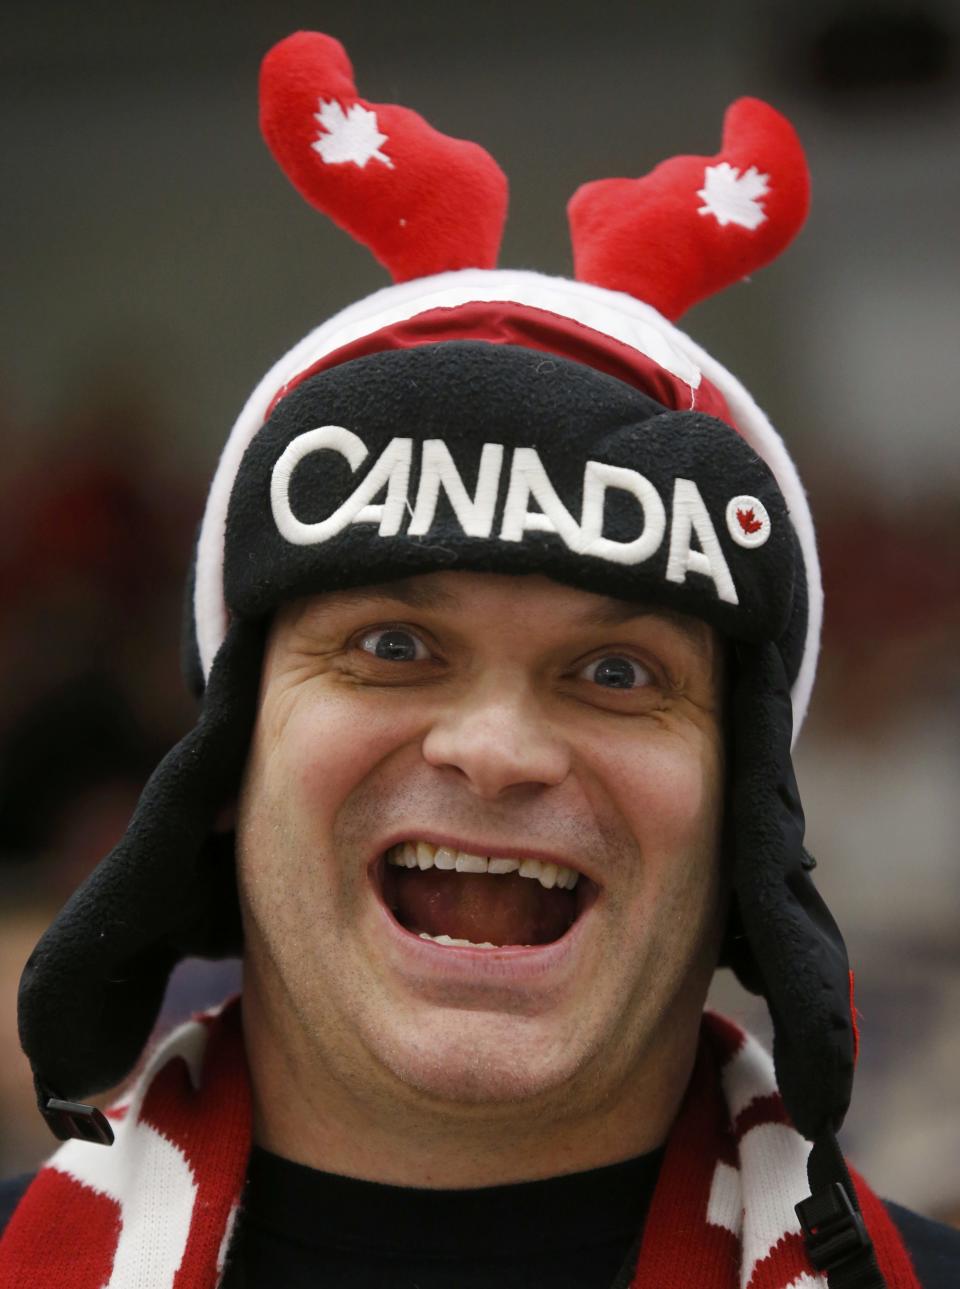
[377,841,596,949]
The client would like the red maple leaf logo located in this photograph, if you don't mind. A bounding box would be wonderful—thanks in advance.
[736,507,763,535]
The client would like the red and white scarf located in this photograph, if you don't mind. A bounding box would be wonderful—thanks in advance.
[0,1002,919,1289]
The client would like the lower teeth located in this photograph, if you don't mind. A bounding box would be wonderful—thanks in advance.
[418,932,530,949]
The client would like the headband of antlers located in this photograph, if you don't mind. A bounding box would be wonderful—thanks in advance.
[260,31,810,321]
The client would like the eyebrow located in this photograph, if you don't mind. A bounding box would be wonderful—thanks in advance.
[308,580,463,613]
[575,599,714,663]
[287,580,463,632]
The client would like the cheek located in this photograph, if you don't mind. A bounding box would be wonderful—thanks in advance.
[598,729,724,863]
[579,732,721,922]
[254,684,425,835]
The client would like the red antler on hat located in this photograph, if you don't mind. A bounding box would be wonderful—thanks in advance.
[260,31,509,282]
[567,97,810,320]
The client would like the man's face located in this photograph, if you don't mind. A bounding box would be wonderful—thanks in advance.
[237,572,726,1121]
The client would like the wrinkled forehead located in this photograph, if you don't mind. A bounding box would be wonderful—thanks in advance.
[224,342,803,676]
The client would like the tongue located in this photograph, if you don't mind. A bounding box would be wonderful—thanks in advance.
[385,869,574,946]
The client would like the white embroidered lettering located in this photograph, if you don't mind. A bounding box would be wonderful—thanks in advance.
[666,478,738,604]
[270,425,369,545]
[579,462,666,565]
[270,427,411,544]
[407,441,504,538]
[500,448,583,548]
[349,437,413,535]
[272,433,746,610]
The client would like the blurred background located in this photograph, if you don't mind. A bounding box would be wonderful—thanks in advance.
[1,0,957,1219]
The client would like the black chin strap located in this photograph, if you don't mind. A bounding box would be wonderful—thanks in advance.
[796,1131,887,1288]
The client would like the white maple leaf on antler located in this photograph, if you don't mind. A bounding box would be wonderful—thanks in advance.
[697,162,770,230]
[311,99,394,169]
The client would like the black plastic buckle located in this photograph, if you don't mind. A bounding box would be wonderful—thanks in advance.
[42,1097,115,1146]
[796,1182,871,1272]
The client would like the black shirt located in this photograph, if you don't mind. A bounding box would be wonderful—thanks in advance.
[3,1156,959,1286]
[220,1146,663,1288]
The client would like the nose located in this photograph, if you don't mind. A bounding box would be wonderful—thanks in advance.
[421,674,572,799]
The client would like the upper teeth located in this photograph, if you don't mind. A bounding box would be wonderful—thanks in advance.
[387,842,580,891]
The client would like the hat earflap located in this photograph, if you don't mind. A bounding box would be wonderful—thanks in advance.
[18,619,266,1128]
[725,643,889,1287]
[727,639,854,1141]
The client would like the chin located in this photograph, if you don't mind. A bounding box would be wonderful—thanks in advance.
[368,1010,589,1108]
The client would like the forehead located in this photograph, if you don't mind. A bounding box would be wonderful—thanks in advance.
[277,571,719,669]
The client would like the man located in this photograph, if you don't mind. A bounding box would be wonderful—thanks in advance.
[1,29,957,1289]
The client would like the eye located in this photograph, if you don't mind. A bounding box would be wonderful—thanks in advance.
[359,627,430,662]
[579,654,653,690]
